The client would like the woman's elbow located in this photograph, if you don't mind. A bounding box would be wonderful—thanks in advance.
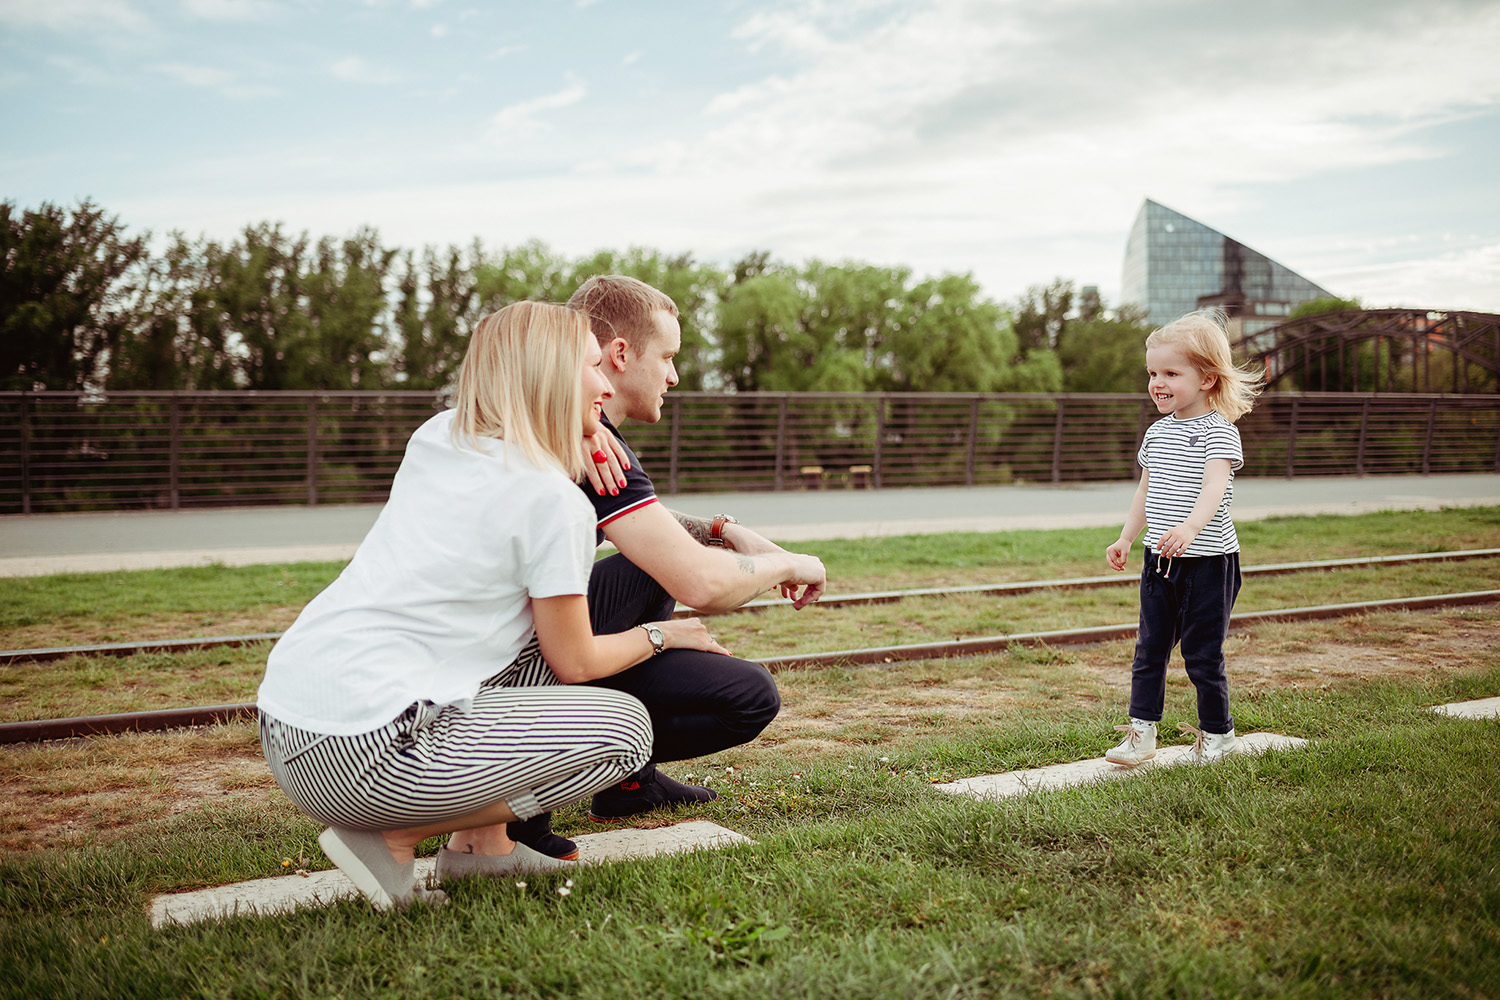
[534,646,596,684]
[548,662,594,685]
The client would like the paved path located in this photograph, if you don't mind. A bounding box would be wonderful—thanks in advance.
[150,820,751,928]
[2,473,1498,577]
[138,693,1500,928]
[935,732,1310,801]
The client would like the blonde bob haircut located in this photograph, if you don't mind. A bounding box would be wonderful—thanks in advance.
[1146,308,1265,423]
[451,301,591,481]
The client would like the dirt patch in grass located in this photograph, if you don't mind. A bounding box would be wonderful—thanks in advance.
[2,609,1494,854]
[0,725,273,852]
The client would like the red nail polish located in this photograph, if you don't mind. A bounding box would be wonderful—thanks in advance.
[618,479,626,488]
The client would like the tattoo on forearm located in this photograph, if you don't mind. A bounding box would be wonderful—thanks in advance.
[734,553,756,575]
[672,510,714,546]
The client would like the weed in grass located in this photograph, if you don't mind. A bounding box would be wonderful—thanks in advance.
[1004,639,1074,665]
[646,894,793,966]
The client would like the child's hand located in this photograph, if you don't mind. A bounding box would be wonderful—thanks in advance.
[1156,524,1200,558]
[1106,539,1130,571]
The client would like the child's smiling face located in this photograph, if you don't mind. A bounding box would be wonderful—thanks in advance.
[1145,342,1217,419]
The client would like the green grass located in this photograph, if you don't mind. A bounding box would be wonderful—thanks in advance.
[1,668,1497,999]
[1,507,1498,997]
[6,552,1498,724]
[2,503,1500,722]
[2,506,1497,652]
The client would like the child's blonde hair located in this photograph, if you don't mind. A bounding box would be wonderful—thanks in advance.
[451,301,591,481]
[1146,309,1264,422]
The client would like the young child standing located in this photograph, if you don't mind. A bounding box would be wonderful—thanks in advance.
[1104,310,1263,766]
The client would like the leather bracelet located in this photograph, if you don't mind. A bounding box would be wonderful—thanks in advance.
[708,513,738,547]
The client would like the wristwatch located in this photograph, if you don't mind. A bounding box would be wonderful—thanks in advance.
[708,513,739,547]
[638,623,665,656]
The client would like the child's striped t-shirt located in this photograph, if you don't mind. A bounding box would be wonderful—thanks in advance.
[1137,410,1244,556]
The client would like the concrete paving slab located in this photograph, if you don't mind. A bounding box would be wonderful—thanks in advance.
[149,820,752,928]
[933,732,1309,802]
[1431,696,1500,719]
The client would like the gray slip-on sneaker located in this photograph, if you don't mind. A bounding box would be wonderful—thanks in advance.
[318,827,417,911]
[435,841,578,883]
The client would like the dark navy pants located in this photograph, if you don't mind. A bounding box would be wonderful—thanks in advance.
[1127,548,1241,734]
[583,552,781,765]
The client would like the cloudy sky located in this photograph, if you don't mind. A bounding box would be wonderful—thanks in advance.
[4,0,1498,313]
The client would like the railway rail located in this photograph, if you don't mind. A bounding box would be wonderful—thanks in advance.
[3,582,1496,744]
[5,548,1497,668]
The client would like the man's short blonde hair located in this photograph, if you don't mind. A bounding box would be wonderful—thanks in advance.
[451,301,590,480]
[567,274,678,349]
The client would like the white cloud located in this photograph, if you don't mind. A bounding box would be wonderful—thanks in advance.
[155,63,235,89]
[431,22,448,37]
[0,0,146,32]
[179,0,279,20]
[1321,240,1500,312]
[153,62,280,98]
[330,56,401,85]
[30,0,1499,316]
[490,77,588,135]
[566,0,1500,296]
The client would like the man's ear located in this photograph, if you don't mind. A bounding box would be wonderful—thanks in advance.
[606,337,631,372]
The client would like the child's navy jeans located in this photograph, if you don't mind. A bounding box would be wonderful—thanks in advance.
[1127,548,1242,734]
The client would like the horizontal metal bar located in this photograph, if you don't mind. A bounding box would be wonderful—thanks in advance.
[754,590,1500,671]
[6,588,1494,743]
[8,551,1496,666]
[0,704,258,743]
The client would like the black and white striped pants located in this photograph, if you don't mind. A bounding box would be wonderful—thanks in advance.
[259,638,653,830]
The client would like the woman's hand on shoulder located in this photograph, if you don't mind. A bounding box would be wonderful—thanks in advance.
[582,430,629,496]
[659,617,731,656]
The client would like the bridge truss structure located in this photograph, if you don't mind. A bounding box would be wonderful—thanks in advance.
[1244,309,1500,394]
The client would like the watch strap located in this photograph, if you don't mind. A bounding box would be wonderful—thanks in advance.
[637,623,665,655]
[709,513,738,547]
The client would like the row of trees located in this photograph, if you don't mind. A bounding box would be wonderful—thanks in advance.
[3,200,1157,394]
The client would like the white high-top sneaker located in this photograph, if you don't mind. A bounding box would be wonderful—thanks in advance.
[1181,723,1239,763]
[1105,719,1158,766]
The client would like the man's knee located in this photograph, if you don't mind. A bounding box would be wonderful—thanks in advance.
[588,553,675,633]
[729,662,781,737]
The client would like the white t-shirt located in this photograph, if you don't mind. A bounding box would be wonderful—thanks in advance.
[257,409,596,735]
[1138,409,1244,556]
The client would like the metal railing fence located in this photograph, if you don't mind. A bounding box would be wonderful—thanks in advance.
[2,390,1497,514]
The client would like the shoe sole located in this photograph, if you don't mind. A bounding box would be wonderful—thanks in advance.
[1105,751,1157,767]
[587,811,636,824]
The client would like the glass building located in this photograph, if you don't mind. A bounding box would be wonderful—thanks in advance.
[1120,199,1334,346]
